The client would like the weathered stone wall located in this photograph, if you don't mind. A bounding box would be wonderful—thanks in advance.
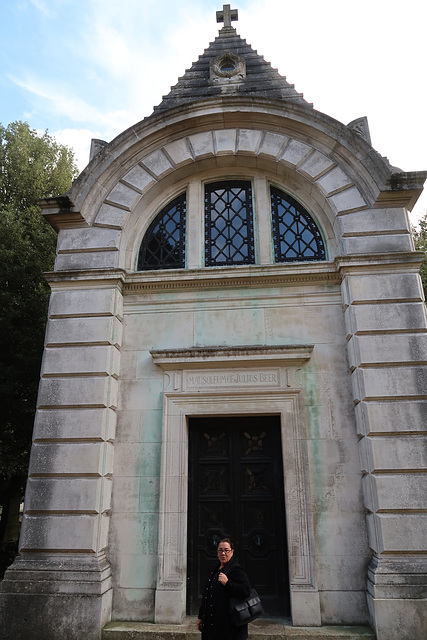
[109,277,371,625]
[1,97,426,640]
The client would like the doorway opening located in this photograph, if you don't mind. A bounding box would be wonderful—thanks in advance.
[187,415,290,618]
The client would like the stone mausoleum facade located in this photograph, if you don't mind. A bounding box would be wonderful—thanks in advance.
[1,6,426,640]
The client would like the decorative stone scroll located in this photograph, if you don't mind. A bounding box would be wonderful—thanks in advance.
[151,344,321,626]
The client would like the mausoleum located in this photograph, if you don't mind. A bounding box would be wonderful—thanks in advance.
[1,5,426,640]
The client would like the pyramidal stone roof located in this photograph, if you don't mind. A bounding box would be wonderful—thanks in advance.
[153,16,311,113]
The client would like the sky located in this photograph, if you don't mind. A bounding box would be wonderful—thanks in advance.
[1,0,426,223]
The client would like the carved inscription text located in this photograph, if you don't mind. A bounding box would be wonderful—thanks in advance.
[185,368,280,390]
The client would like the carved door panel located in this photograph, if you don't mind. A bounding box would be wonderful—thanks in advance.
[187,415,290,617]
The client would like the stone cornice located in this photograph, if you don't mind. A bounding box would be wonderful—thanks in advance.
[44,252,425,292]
[45,269,127,290]
[335,252,425,275]
[45,264,339,291]
[150,344,314,369]
[374,171,427,211]
[38,195,86,230]
[123,262,340,293]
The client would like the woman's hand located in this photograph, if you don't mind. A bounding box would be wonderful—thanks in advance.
[218,572,229,585]
[197,618,203,632]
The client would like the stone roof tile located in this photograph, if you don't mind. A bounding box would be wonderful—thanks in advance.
[153,29,310,113]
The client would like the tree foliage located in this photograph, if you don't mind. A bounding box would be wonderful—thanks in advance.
[0,122,78,564]
[412,212,427,301]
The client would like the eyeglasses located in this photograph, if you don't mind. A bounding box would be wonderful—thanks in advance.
[218,549,232,554]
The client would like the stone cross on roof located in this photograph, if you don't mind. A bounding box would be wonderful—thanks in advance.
[216,4,238,29]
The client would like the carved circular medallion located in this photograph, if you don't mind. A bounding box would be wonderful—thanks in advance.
[211,52,245,79]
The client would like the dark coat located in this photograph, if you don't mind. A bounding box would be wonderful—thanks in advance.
[198,557,251,640]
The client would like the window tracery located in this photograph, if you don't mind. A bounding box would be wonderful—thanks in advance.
[137,193,186,270]
[270,187,326,262]
[136,181,326,271]
[204,180,255,267]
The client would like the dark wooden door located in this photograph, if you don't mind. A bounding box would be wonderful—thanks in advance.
[187,415,290,618]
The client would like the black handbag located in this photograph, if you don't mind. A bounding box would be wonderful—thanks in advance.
[229,588,264,626]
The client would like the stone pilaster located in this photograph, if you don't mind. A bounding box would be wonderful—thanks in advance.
[0,273,124,640]
[339,252,427,640]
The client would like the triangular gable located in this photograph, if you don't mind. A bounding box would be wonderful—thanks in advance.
[154,30,310,113]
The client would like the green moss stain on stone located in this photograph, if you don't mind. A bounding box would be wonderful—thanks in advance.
[302,362,328,528]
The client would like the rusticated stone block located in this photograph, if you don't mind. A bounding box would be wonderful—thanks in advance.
[38,376,118,409]
[351,365,427,401]
[45,316,122,347]
[345,302,427,335]
[344,273,423,304]
[338,207,409,235]
[362,473,427,511]
[342,233,412,255]
[57,227,121,252]
[359,435,427,473]
[29,442,114,476]
[43,345,120,376]
[33,407,116,441]
[55,250,121,271]
[354,400,427,435]
[348,334,427,369]
[25,477,111,513]
[366,513,427,553]
[49,287,122,318]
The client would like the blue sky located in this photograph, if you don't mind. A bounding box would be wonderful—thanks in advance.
[1,0,426,221]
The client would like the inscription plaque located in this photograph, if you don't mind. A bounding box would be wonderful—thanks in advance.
[184,368,280,390]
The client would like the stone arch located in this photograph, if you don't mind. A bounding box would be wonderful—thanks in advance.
[121,162,338,272]
[51,96,403,275]
[85,126,373,273]
[95,128,367,232]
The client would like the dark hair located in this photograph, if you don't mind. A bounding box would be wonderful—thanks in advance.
[218,537,234,550]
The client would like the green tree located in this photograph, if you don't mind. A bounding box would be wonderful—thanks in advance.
[412,212,427,300]
[0,121,78,576]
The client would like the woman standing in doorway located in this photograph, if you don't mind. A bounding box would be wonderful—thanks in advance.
[197,538,251,640]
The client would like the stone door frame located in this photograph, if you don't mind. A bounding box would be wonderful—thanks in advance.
[151,346,321,627]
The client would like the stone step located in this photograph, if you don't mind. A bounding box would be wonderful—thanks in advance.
[102,618,376,640]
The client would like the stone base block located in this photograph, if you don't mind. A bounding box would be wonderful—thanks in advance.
[367,595,427,640]
[367,554,427,640]
[154,587,185,624]
[0,554,113,640]
[290,588,321,626]
[319,590,368,624]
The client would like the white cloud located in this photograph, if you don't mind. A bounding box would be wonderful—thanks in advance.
[51,128,97,172]
[85,23,135,78]
[9,0,426,221]
[9,73,133,134]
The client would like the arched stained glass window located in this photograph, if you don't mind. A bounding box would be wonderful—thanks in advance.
[137,193,186,270]
[204,180,255,267]
[271,187,326,262]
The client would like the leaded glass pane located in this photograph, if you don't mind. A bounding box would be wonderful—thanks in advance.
[137,193,186,270]
[271,187,326,262]
[204,180,255,266]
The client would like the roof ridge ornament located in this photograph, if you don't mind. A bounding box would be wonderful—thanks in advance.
[216,4,238,34]
[347,116,372,146]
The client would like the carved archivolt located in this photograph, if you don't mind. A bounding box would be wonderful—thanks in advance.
[95,128,366,235]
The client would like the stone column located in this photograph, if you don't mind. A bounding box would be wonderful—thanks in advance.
[339,251,427,640]
[0,273,123,640]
